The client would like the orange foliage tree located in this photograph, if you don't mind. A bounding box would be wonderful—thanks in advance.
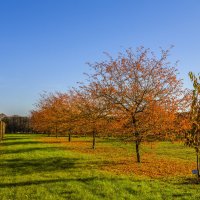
[84,47,189,162]
[31,93,54,134]
[31,92,80,139]
[73,88,110,149]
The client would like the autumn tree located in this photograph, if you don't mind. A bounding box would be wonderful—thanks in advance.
[30,93,54,135]
[59,91,83,142]
[31,91,84,141]
[31,92,63,136]
[73,88,109,149]
[185,72,200,177]
[85,47,188,162]
[169,112,191,142]
[45,92,74,138]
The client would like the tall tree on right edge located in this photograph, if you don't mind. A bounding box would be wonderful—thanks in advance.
[186,72,200,177]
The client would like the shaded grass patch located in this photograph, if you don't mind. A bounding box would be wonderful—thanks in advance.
[1,134,200,200]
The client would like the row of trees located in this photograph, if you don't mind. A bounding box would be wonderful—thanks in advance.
[3,116,31,133]
[31,47,192,163]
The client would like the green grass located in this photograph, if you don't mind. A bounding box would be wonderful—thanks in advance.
[0,134,200,200]
[155,141,196,161]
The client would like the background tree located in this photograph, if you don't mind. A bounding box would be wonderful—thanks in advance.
[4,116,31,133]
[31,93,55,135]
[30,91,82,140]
[74,89,109,149]
[0,121,6,141]
[185,72,200,177]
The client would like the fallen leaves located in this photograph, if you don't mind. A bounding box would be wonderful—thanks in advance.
[99,154,195,178]
[39,137,196,179]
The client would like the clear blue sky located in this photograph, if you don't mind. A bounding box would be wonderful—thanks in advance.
[0,0,200,116]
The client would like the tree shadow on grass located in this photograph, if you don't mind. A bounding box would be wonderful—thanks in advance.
[59,177,142,199]
[3,137,21,141]
[0,156,79,175]
[175,177,200,185]
[1,141,43,147]
[3,136,32,140]
[0,178,69,188]
[0,146,65,155]
[172,193,192,198]
[0,176,127,188]
[0,154,133,176]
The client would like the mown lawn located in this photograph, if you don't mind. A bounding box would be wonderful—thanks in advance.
[0,134,200,200]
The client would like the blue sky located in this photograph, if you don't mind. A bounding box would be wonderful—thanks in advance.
[0,0,200,116]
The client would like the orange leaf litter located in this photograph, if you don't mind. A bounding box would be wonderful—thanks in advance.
[39,137,196,179]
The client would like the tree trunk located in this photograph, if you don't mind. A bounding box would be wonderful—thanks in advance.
[92,131,96,149]
[132,116,141,163]
[197,129,200,178]
[135,139,141,163]
[68,133,71,142]
[55,123,58,138]
[196,147,200,178]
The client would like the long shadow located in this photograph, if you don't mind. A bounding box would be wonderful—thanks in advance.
[175,177,200,185]
[0,176,127,188]
[172,193,192,198]
[1,141,43,146]
[0,154,129,176]
[3,136,32,141]
[3,137,20,141]
[0,146,64,155]
[0,157,79,175]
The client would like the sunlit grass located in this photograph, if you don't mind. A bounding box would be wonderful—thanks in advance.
[0,134,200,200]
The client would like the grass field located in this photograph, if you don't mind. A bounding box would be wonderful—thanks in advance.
[0,134,200,200]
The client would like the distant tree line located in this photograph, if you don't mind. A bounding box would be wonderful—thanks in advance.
[0,121,6,141]
[3,116,31,133]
